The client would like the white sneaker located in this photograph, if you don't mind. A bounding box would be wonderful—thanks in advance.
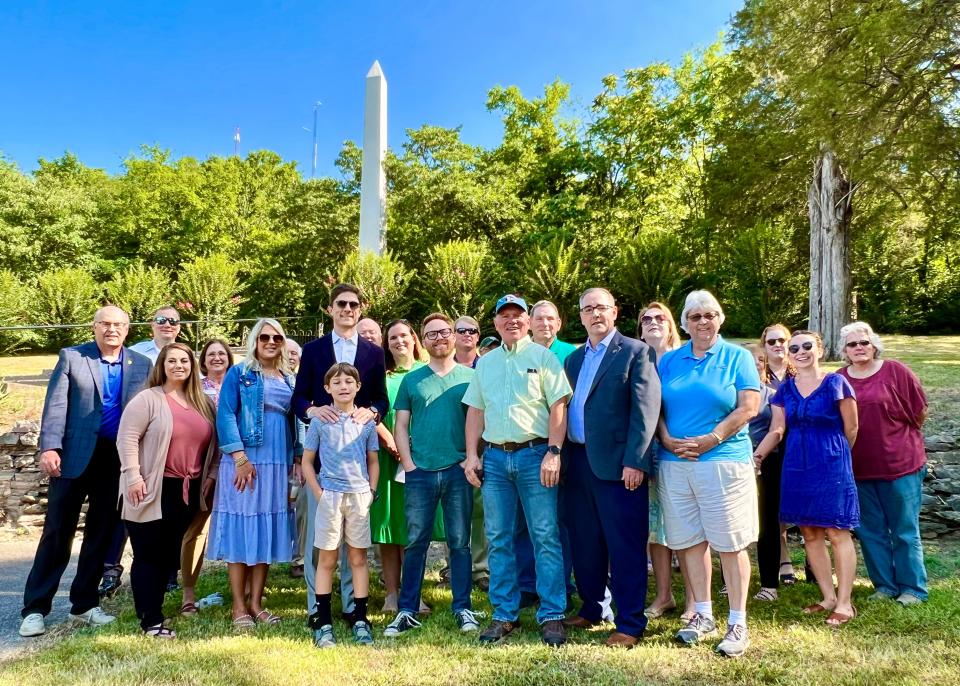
[600,587,615,623]
[69,606,116,626]
[19,613,45,637]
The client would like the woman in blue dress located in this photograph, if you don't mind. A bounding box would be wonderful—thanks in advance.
[209,318,300,628]
[753,330,860,626]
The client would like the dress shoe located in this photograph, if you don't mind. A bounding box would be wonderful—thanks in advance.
[605,631,640,648]
[289,564,304,579]
[562,615,598,629]
[478,620,518,643]
[541,619,566,647]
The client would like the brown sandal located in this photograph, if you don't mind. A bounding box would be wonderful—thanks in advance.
[802,603,830,614]
[825,607,857,627]
[179,602,198,617]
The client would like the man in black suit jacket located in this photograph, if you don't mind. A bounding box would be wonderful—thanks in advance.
[19,305,151,638]
[561,288,661,648]
[291,283,389,624]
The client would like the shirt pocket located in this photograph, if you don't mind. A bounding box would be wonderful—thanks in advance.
[524,369,542,401]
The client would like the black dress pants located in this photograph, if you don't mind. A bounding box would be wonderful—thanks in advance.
[21,438,121,617]
[757,449,784,588]
[127,477,200,629]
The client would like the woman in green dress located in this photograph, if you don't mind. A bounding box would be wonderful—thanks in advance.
[372,319,443,613]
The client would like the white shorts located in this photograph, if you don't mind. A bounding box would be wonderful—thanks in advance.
[313,490,373,551]
[657,460,758,553]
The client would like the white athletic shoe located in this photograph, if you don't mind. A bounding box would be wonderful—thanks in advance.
[69,606,116,626]
[19,613,45,637]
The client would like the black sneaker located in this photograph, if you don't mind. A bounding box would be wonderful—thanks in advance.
[541,619,566,647]
[98,574,122,598]
[383,611,421,637]
[478,620,518,644]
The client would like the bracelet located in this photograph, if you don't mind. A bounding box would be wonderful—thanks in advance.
[710,431,723,445]
[234,455,249,467]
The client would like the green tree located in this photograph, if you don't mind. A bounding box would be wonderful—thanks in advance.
[32,268,101,348]
[418,240,503,323]
[176,254,244,342]
[336,250,412,324]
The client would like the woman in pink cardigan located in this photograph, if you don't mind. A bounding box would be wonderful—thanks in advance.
[117,342,218,638]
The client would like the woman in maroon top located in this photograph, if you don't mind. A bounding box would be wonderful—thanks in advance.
[837,322,929,605]
[117,343,218,637]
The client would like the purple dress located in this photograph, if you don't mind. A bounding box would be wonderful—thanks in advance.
[773,373,860,530]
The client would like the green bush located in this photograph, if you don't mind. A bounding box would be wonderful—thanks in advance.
[32,268,101,349]
[336,250,412,324]
[417,240,503,323]
[105,261,174,341]
[521,239,585,330]
[176,254,243,342]
[0,269,39,352]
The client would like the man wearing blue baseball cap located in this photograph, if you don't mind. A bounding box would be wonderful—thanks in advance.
[462,294,573,647]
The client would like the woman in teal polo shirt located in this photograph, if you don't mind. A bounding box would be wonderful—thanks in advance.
[656,290,761,659]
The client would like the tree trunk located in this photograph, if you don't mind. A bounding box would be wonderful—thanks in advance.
[808,147,853,360]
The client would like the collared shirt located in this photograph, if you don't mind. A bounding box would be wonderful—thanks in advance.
[567,328,617,444]
[304,413,379,493]
[129,338,162,364]
[657,335,761,463]
[99,348,124,439]
[547,337,578,365]
[462,335,572,444]
[332,330,359,365]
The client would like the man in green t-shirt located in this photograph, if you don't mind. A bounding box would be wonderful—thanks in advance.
[531,299,578,364]
[384,312,481,637]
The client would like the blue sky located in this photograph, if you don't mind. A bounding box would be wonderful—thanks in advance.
[1,1,742,177]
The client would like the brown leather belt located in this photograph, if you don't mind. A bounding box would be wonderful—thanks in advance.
[486,438,548,452]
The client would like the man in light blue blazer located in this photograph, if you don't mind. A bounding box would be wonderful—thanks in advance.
[19,305,151,638]
[562,288,661,648]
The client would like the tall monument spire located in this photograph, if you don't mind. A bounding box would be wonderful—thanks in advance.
[359,60,387,255]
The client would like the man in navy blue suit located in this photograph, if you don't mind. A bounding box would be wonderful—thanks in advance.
[292,283,389,626]
[561,287,661,648]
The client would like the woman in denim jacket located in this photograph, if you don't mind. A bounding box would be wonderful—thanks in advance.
[208,318,303,629]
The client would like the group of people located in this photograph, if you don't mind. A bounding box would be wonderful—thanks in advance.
[17,285,930,659]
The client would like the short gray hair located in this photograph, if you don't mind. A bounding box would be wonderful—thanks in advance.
[838,321,883,362]
[578,287,616,307]
[679,290,725,334]
[530,300,560,318]
[243,318,292,375]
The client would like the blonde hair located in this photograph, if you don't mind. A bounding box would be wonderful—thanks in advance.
[760,323,796,378]
[243,318,293,376]
[148,343,216,424]
[637,301,682,351]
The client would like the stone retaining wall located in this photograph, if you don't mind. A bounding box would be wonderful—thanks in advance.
[2,421,959,539]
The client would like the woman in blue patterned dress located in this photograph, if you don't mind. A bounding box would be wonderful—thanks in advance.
[209,318,300,628]
[753,330,860,626]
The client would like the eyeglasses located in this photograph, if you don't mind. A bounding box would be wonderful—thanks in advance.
[788,342,815,353]
[845,339,872,349]
[258,334,285,344]
[455,327,479,336]
[765,337,786,346]
[580,304,614,315]
[641,314,667,325]
[153,316,180,326]
[334,300,361,310]
[687,312,719,322]
[424,328,454,341]
[95,321,128,329]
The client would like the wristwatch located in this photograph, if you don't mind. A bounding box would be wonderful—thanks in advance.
[547,445,562,455]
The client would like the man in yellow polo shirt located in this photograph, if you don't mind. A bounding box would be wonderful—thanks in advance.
[462,294,572,647]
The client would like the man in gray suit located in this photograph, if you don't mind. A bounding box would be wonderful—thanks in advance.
[19,305,152,637]
[561,287,661,648]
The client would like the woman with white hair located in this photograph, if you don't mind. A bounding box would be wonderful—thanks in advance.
[208,318,301,628]
[656,290,761,658]
[837,321,929,605]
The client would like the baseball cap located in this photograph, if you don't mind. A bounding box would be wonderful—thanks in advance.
[479,336,500,349]
[494,294,528,314]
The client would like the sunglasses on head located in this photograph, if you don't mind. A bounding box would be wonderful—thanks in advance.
[455,327,479,335]
[687,312,719,322]
[641,314,667,325]
[788,341,815,353]
[845,339,871,349]
[334,300,361,310]
[154,316,180,326]
[765,337,786,346]
[258,334,285,344]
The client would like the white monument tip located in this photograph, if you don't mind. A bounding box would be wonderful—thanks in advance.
[367,60,384,78]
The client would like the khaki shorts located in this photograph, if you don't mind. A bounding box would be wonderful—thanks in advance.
[313,489,373,551]
[657,460,758,553]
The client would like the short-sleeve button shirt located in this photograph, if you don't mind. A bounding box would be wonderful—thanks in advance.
[462,335,572,444]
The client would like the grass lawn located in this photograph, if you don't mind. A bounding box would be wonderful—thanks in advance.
[1,543,958,686]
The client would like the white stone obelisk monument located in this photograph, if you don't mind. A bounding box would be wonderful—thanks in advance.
[359,60,387,255]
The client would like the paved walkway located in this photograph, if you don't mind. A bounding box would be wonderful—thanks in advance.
[0,537,80,661]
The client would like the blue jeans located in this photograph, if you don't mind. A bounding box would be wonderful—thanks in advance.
[515,488,575,595]
[856,467,928,600]
[399,464,473,614]
[481,445,565,624]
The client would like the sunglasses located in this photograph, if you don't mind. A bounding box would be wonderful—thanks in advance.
[687,312,719,322]
[258,334,285,344]
[765,337,786,346]
[845,339,871,349]
[455,327,479,335]
[334,300,361,310]
[641,314,667,325]
[424,328,454,341]
[788,341,815,353]
[154,316,180,326]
